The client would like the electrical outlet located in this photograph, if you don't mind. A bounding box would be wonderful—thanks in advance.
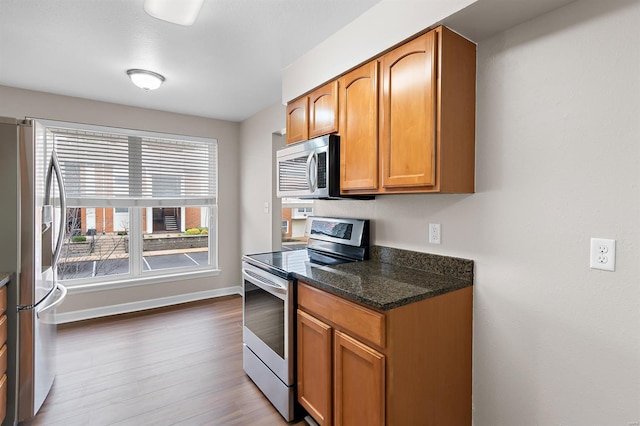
[429,223,441,244]
[590,238,616,271]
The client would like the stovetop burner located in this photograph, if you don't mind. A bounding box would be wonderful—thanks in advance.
[242,216,369,279]
[242,248,352,279]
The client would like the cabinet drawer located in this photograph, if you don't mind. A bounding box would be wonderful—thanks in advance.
[0,345,6,374]
[0,374,6,423]
[0,316,6,346]
[298,282,385,349]
[0,286,6,315]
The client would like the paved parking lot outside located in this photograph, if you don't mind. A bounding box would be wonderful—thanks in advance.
[58,251,210,280]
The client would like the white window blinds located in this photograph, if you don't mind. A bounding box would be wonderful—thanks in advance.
[51,127,217,208]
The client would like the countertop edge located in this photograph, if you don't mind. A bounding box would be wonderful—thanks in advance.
[294,271,472,311]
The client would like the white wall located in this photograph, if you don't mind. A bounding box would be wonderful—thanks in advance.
[314,0,640,423]
[239,101,286,255]
[281,0,476,102]
[0,85,242,315]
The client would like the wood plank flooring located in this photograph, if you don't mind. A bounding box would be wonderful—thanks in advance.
[21,295,306,426]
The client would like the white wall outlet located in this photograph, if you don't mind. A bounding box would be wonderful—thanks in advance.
[263,201,269,214]
[590,238,616,271]
[429,223,441,244]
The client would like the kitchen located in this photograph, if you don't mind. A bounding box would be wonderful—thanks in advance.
[0,0,639,425]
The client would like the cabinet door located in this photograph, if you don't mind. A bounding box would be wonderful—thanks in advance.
[286,96,309,144]
[298,310,333,426]
[0,286,6,315]
[334,330,385,426]
[380,30,437,189]
[309,81,339,138]
[338,60,379,192]
[0,374,5,424]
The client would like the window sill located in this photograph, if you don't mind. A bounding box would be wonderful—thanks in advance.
[65,268,221,294]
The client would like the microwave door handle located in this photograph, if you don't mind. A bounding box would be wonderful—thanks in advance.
[312,152,318,192]
[305,152,313,191]
[306,151,318,192]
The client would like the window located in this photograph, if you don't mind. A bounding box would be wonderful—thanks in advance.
[44,120,218,286]
[281,220,289,235]
[292,206,313,219]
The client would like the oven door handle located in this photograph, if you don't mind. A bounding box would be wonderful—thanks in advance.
[242,269,287,299]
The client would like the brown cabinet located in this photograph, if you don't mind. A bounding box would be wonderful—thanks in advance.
[0,374,6,425]
[297,310,332,426]
[297,281,473,426]
[338,60,379,191]
[286,96,309,145]
[340,26,476,195]
[334,330,385,426]
[380,30,437,189]
[309,81,339,139]
[286,81,339,145]
[297,287,385,426]
[0,284,7,424]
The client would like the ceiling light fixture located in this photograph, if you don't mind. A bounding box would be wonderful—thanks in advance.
[143,0,205,26]
[126,69,165,91]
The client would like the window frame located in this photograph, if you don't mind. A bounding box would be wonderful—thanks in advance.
[38,119,220,290]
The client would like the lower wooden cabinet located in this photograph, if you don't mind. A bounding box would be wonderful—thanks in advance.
[0,345,6,379]
[297,281,473,426]
[297,309,385,426]
[297,310,332,425]
[0,373,6,424]
[334,330,385,426]
[0,315,6,349]
[0,284,7,424]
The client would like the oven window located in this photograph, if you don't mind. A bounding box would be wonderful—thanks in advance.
[244,280,285,358]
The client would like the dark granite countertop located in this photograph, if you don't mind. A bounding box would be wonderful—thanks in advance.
[0,273,11,288]
[292,246,473,311]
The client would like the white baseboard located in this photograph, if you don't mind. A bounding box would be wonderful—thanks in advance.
[54,286,242,324]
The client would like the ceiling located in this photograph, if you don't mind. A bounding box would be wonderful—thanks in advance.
[441,0,578,41]
[0,0,578,123]
[0,0,381,122]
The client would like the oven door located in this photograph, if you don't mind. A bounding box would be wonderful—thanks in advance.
[242,262,294,386]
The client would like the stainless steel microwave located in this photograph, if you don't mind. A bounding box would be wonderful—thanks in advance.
[276,134,340,199]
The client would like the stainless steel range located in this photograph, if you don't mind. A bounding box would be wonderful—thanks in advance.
[241,216,370,421]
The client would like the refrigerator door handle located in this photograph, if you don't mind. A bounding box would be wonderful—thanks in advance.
[36,284,68,318]
[45,151,67,266]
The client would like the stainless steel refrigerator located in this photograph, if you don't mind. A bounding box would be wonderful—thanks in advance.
[0,117,68,424]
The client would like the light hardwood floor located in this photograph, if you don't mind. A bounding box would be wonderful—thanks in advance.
[21,295,306,426]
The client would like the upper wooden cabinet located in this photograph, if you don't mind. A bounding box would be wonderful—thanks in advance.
[286,81,338,145]
[339,60,379,192]
[309,81,339,138]
[286,96,309,144]
[340,26,476,195]
[380,30,437,189]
